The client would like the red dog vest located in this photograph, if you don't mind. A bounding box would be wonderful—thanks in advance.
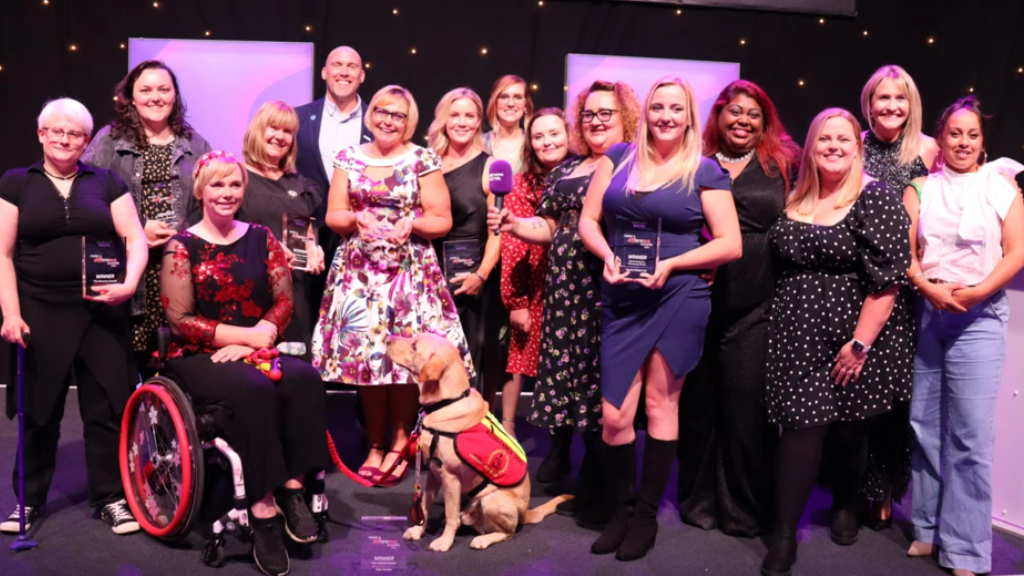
[452,412,527,487]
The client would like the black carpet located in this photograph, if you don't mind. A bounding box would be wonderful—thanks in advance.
[1,390,1022,576]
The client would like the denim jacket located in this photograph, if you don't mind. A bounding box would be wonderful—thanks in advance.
[82,125,212,316]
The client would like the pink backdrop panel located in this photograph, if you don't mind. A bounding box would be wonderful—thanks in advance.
[128,38,314,158]
[565,54,740,130]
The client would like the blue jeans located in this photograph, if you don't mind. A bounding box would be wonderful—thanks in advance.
[910,290,1009,574]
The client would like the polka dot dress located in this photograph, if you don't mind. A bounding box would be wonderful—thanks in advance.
[766,181,913,428]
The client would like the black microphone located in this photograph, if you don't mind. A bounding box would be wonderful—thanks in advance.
[488,159,514,236]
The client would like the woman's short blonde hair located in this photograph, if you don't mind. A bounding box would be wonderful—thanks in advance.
[568,80,641,157]
[787,108,864,215]
[860,65,924,167]
[623,76,703,193]
[427,88,486,157]
[365,85,419,142]
[243,100,299,174]
[486,75,534,131]
[37,97,94,136]
[192,151,249,201]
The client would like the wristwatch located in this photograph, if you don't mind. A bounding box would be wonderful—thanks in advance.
[852,339,871,354]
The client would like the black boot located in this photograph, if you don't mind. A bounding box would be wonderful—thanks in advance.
[616,437,676,561]
[590,441,635,555]
[536,426,573,483]
[761,528,797,576]
[560,431,607,521]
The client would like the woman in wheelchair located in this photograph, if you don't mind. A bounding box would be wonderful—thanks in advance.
[160,151,327,576]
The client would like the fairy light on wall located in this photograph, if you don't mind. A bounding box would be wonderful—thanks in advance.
[739,38,747,45]
[410,47,417,55]
[798,79,805,87]
[481,47,489,55]
[392,8,399,15]
[204,30,211,37]
[927,37,935,44]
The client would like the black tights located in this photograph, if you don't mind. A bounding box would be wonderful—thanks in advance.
[774,420,868,535]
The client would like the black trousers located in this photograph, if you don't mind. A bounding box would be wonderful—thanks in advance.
[164,354,328,505]
[13,358,123,509]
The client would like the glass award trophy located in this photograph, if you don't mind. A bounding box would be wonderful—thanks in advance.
[282,214,317,272]
[614,216,661,279]
[442,240,481,289]
[150,182,179,229]
[82,236,127,299]
[359,516,413,573]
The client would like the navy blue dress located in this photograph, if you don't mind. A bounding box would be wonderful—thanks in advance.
[599,143,732,408]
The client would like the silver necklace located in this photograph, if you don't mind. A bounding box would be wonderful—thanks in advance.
[715,149,755,164]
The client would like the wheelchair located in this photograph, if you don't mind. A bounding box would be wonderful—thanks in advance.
[118,328,329,567]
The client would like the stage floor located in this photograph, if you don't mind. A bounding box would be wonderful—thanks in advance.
[1,390,1022,576]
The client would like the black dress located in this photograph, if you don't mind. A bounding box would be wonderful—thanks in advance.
[859,131,929,505]
[237,169,321,351]
[432,153,497,385]
[678,159,785,537]
[160,224,328,504]
[132,143,175,353]
[528,157,603,431]
[0,161,134,508]
[766,182,913,428]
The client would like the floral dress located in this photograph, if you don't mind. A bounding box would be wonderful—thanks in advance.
[500,173,549,377]
[132,142,175,352]
[528,157,603,431]
[312,145,473,385]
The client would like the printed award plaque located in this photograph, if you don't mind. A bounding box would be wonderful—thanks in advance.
[82,236,127,299]
[359,516,412,573]
[614,216,661,278]
[442,240,481,287]
[282,214,317,271]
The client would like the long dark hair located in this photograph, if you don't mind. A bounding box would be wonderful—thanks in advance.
[109,60,193,147]
[521,107,567,184]
[703,80,801,193]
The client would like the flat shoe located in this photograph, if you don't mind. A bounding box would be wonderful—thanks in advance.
[906,540,936,557]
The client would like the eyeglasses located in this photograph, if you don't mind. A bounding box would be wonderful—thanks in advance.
[43,126,87,143]
[373,107,408,124]
[580,109,618,124]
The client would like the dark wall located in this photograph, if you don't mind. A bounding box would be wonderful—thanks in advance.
[2,0,1023,172]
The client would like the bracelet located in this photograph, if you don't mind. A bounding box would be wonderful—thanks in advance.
[473,272,486,283]
[908,272,925,290]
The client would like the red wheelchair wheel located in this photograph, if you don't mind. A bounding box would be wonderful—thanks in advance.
[119,377,205,540]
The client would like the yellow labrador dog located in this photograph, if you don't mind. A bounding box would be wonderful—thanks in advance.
[386,332,570,552]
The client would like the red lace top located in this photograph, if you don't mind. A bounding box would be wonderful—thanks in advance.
[160,223,293,358]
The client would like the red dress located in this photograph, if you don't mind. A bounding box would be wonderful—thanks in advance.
[500,173,549,376]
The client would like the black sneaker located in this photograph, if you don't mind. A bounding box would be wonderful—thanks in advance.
[0,505,41,533]
[100,499,140,535]
[252,515,290,576]
[275,489,318,544]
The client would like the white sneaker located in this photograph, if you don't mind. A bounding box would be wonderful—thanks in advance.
[0,504,41,533]
[100,499,140,535]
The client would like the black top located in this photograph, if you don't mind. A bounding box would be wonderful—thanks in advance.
[434,153,489,258]
[0,161,129,301]
[863,131,929,193]
[237,169,322,243]
[712,158,788,315]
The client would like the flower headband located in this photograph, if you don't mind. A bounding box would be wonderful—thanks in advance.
[192,150,237,180]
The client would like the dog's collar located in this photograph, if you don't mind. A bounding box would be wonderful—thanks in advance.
[421,389,471,415]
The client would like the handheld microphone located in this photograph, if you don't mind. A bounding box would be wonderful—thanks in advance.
[488,160,514,236]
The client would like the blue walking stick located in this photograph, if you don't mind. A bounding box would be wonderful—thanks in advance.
[10,331,37,552]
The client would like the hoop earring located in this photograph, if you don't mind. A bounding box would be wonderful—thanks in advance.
[979,150,988,165]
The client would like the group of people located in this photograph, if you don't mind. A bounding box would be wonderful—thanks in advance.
[0,40,1019,576]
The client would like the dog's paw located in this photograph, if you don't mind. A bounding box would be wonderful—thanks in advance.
[428,536,454,552]
[469,535,494,550]
[403,526,425,541]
